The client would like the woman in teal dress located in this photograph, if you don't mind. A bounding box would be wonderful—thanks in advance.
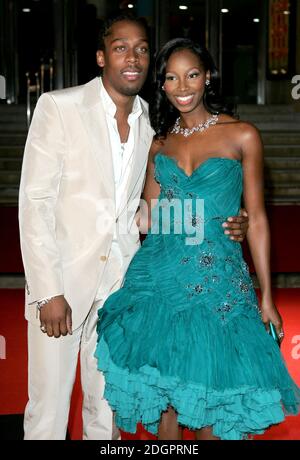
[94,38,300,440]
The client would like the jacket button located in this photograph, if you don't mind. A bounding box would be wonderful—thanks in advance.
[100,256,107,262]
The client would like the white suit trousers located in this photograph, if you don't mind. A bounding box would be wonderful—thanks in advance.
[23,297,120,440]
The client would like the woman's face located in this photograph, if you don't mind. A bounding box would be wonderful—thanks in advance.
[163,48,210,115]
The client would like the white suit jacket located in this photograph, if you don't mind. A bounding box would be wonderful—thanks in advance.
[19,77,154,329]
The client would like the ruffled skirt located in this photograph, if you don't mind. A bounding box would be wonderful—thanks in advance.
[94,235,300,440]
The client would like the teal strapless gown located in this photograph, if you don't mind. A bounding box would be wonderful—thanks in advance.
[94,154,300,440]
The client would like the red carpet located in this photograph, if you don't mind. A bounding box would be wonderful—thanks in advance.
[0,207,23,273]
[0,288,299,440]
[1,206,300,274]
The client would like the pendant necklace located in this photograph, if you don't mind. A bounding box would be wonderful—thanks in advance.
[120,124,130,157]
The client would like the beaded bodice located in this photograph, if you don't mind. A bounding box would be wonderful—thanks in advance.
[131,152,260,325]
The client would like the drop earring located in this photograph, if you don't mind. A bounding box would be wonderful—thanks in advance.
[205,79,210,86]
[98,56,104,67]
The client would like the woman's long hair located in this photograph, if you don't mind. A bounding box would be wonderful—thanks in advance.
[150,38,235,139]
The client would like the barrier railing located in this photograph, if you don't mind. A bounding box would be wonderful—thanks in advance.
[26,58,54,128]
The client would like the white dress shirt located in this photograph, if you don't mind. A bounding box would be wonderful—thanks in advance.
[95,78,143,300]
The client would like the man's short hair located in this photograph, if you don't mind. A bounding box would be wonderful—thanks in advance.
[97,12,149,51]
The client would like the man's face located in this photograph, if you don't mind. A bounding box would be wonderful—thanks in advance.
[97,20,150,98]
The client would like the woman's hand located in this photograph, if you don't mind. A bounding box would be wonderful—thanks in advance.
[223,209,249,242]
[260,298,284,344]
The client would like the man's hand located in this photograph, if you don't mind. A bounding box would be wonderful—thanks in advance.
[40,295,72,338]
[222,209,249,243]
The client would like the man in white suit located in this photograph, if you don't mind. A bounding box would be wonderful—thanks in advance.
[19,14,154,440]
[19,13,248,440]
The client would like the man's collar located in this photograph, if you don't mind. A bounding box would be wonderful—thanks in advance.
[99,77,142,120]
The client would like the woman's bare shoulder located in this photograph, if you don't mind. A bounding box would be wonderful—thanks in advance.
[235,120,262,144]
[218,114,261,140]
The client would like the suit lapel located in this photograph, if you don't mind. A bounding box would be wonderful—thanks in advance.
[117,110,152,217]
[77,79,152,218]
[77,78,116,204]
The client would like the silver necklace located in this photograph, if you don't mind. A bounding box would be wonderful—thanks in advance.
[120,143,126,156]
[171,113,219,137]
[120,125,130,156]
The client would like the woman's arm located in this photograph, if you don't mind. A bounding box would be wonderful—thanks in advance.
[241,123,284,341]
[138,140,162,234]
